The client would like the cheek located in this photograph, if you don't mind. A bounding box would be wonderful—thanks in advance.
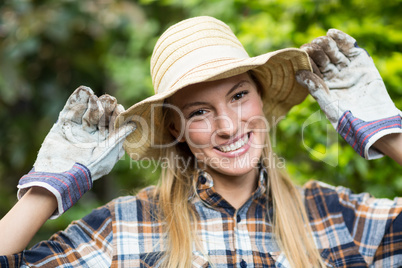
[242,98,267,146]
[185,118,213,146]
[241,98,265,125]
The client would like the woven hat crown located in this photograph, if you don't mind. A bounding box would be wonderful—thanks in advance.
[150,16,250,95]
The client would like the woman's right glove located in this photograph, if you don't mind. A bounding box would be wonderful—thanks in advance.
[17,86,136,218]
[296,29,402,159]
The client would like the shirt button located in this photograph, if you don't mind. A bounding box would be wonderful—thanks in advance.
[240,259,247,268]
[236,214,241,223]
[198,175,207,184]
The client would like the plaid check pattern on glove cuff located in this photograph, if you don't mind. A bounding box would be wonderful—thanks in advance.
[337,111,402,159]
[17,163,92,219]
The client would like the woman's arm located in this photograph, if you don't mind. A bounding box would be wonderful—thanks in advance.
[0,190,114,267]
[0,187,57,255]
[374,133,402,165]
[0,87,135,257]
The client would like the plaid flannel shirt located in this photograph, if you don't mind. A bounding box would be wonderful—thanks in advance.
[1,170,401,268]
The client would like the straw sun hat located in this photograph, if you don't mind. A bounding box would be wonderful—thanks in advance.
[115,16,312,160]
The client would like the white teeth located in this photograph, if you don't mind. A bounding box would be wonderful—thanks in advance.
[218,134,249,152]
[235,140,241,149]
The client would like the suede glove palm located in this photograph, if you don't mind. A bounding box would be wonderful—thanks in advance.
[296,29,402,159]
[17,86,136,218]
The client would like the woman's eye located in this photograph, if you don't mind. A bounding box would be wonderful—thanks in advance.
[232,90,248,101]
[189,109,206,118]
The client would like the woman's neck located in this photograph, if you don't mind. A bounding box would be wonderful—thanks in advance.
[206,167,259,210]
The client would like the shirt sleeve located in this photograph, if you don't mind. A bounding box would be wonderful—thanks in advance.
[372,207,402,266]
[0,204,114,268]
[328,182,402,266]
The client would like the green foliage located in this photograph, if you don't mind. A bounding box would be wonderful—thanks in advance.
[1,0,401,246]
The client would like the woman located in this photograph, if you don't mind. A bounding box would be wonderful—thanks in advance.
[1,16,401,267]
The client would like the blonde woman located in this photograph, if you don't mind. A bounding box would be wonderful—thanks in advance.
[1,16,402,267]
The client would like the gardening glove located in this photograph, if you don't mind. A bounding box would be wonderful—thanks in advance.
[296,29,402,159]
[17,86,136,218]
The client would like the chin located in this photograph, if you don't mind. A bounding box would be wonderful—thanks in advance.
[204,152,262,178]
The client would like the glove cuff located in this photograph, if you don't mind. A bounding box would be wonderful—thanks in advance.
[337,111,402,159]
[17,163,92,219]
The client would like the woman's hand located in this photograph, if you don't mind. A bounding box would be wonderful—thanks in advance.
[296,29,402,162]
[18,86,136,217]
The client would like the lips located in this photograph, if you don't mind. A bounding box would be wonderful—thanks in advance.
[215,133,250,153]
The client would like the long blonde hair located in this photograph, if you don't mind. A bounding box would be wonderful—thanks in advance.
[153,100,325,268]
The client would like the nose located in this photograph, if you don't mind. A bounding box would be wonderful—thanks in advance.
[214,106,239,138]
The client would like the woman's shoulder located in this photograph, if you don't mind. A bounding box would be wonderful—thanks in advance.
[303,180,356,194]
[302,180,402,217]
[109,185,158,204]
[302,180,363,199]
[103,185,160,223]
[302,181,402,266]
[303,180,401,203]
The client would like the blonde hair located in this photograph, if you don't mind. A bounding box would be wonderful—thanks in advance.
[152,99,325,268]
[262,136,325,267]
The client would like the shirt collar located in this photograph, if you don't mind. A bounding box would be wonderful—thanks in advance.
[192,166,268,208]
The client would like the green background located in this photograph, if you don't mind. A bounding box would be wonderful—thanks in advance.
[1,0,401,247]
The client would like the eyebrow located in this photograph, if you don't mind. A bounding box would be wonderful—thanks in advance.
[181,80,249,111]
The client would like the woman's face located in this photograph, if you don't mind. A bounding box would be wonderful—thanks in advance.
[168,72,267,179]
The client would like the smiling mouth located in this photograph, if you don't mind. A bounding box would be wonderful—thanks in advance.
[215,133,250,153]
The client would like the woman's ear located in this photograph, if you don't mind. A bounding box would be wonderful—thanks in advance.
[168,121,186,143]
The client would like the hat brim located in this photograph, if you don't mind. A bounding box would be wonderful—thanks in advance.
[116,48,312,159]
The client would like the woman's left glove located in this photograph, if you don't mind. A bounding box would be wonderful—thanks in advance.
[17,86,136,218]
[296,29,402,159]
